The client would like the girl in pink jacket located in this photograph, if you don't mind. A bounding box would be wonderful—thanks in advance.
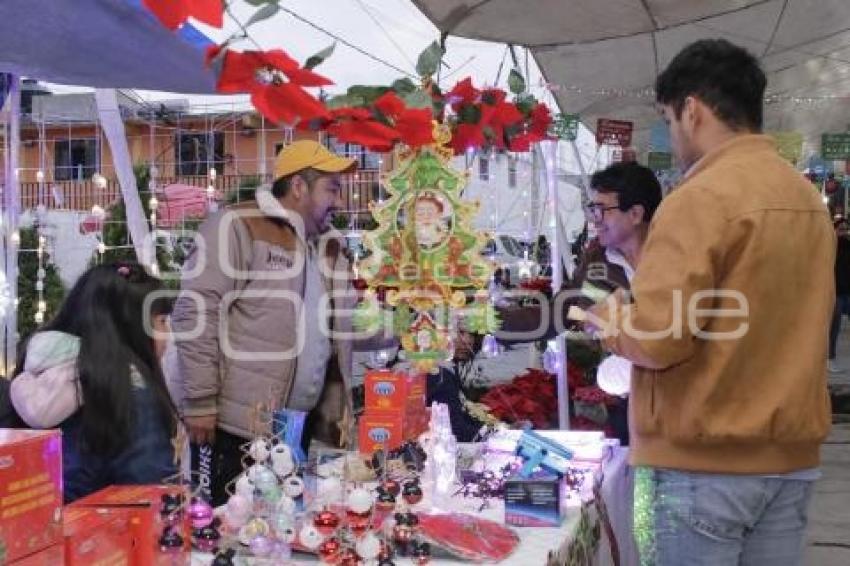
[11,263,178,502]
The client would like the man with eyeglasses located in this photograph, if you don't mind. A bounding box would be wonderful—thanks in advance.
[575,161,662,445]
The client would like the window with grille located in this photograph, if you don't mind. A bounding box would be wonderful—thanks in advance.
[54,138,97,181]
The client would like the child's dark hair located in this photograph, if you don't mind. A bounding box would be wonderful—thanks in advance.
[41,262,176,455]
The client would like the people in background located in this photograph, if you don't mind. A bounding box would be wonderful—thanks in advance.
[11,263,178,502]
[829,216,850,373]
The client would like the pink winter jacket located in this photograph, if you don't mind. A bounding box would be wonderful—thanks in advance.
[11,331,81,428]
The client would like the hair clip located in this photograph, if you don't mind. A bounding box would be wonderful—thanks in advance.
[117,265,131,277]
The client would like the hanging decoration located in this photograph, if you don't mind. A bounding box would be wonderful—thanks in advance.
[355,122,499,372]
[140,2,553,156]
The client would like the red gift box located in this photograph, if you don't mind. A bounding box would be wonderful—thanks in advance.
[364,370,426,411]
[68,485,189,566]
[0,429,63,564]
[7,544,64,566]
[63,507,131,566]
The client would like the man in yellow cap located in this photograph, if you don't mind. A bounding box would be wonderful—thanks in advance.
[171,140,363,505]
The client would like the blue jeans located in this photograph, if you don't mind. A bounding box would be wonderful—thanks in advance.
[633,468,814,566]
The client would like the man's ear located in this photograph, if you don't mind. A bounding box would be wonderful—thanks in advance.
[629,204,647,225]
[289,174,306,200]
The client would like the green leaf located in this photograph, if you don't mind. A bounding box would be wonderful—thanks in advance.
[403,90,433,109]
[243,0,277,6]
[326,94,364,109]
[416,41,444,78]
[508,68,526,95]
[305,42,336,70]
[245,3,280,27]
[458,104,482,124]
[347,85,390,105]
[391,78,418,95]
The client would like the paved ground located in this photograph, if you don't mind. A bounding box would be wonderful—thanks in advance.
[805,328,850,565]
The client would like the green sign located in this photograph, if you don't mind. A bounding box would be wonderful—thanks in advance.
[647,151,673,171]
[552,113,580,141]
[822,133,850,160]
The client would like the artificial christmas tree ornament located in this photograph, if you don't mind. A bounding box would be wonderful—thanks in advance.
[376,488,397,510]
[356,123,499,372]
[212,548,237,566]
[271,443,295,477]
[158,528,184,554]
[381,479,401,498]
[313,509,341,536]
[238,518,270,545]
[249,535,273,557]
[355,531,382,560]
[411,540,432,565]
[193,524,222,552]
[402,479,424,505]
[299,523,324,550]
[235,473,255,500]
[188,499,215,529]
[348,487,374,515]
[318,537,342,563]
[283,475,305,498]
[249,438,271,463]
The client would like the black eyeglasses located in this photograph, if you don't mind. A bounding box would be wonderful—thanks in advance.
[583,202,622,221]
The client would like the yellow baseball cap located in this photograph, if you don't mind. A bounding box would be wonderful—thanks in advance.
[273,140,357,180]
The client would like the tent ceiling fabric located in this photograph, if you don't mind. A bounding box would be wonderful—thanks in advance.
[412,0,850,151]
[0,0,217,93]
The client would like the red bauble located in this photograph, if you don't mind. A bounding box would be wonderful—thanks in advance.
[381,479,400,497]
[346,514,370,537]
[318,537,341,563]
[402,482,423,505]
[314,510,341,536]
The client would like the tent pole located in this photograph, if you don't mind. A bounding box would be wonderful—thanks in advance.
[542,140,570,429]
[2,75,20,377]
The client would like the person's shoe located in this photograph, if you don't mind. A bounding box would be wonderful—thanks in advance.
[828,359,845,373]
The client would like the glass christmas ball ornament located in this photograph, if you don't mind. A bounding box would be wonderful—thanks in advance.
[299,523,324,550]
[234,473,255,500]
[272,513,296,543]
[249,535,273,557]
[238,518,270,546]
[158,527,184,553]
[318,537,342,564]
[193,524,221,553]
[283,475,305,498]
[252,466,279,494]
[411,540,431,565]
[271,540,292,561]
[355,532,381,560]
[348,487,373,515]
[392,523,414,544]
[271,443,295,477]
[188,500,214,529]
[375,488,396,511]
[402,480,423,505]
[211,548,236,566]
[249,438,271,463]
[313,509,341,536]
[381,479,400,497]
[346,512,370,537]
[276,495,297,516]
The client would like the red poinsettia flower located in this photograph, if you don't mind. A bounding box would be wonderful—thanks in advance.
[328,120,398,153]
[374,91,406,118]
[446,78,480,110]
[143,0,223,30]
[529,103,552,137]
[208,48,331,125]
[451,123,486,155]
[395,108,435,147]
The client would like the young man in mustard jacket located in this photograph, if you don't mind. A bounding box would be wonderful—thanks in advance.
[588,39,833,565]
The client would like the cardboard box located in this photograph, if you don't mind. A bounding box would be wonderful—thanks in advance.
[7,544,64,566]
[504,471,563,528]
[68,485,189,566]
[63,507,131,566]
[0,429,63,564]
[364,371,426,410]
[359,409,405,453]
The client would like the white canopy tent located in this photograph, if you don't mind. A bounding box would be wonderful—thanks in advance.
[412,0,850,155]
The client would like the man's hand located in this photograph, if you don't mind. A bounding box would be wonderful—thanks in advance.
[184,415,217,445]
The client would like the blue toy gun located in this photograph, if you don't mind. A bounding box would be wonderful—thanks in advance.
[515,428,574,477]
